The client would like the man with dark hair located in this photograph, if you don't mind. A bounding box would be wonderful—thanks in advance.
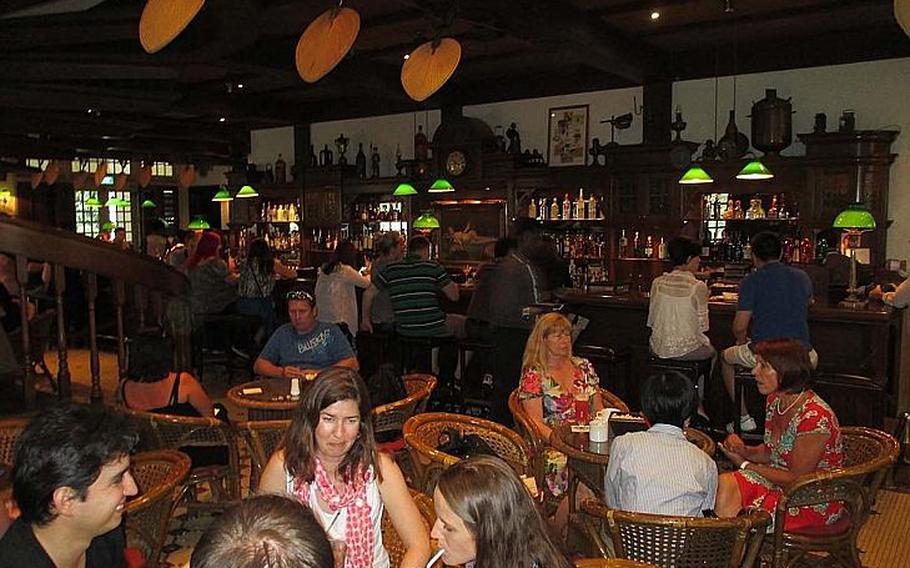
[605,372,718,516]
[191,494,333,568]
[486,217,547,424]
[721,231,816,433]
[0,403,139,568]
[365,235,463,386]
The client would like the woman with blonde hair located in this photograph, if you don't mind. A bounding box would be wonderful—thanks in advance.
[431,455,572,568]
[519,312,602,514]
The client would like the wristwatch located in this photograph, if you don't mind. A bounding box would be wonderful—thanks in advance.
[739,460,751,471]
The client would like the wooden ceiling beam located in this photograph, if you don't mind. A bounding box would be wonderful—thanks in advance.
[0,60,178,81]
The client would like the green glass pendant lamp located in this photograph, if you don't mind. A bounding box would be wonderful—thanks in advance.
[833,203,876,230]
[393,183,418,196]
[736,159,774,180]
[187,215,211,230]
[212,186,234,202]
[412,211,440,229]
[678,165,714,185]
[141,199,157,208]
[427,178,455,193]
[236,185,259,198]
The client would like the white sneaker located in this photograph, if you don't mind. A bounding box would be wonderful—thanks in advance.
[726,415,758,434]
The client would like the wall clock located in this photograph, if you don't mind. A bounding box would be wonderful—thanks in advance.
[445,150,468,177]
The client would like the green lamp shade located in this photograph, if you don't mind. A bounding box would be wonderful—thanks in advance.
[236,185,259,198]
[678,166,714,185]
[104,197,130,207]
[85,196,103,208]
[736,160,774,180]
[833,203,876,230]
[212,187,234,202]
[0,188,10,197]
[393,183,418,196]
[187,216,210,230]
[428,178,455,193]
[413,212,440,229]
[100,221,115,231]
[141,199,157,208]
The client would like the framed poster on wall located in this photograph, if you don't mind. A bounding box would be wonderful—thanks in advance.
[547,105,589,167]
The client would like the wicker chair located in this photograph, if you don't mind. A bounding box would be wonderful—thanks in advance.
[684,427,716,458]
[120,407,241,508]
[403,412,531,493]
[581,499,771,568]
[768,426,899,568]
[237,419,291,492]
[576,559,659,568]
[372,374,437,440]
[381,489,436,568]
[125,450,191,568]
[0,416,29,467]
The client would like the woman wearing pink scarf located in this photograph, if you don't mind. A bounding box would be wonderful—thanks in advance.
[259,368,430,568]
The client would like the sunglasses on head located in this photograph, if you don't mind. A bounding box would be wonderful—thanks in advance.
[286,290,315,304]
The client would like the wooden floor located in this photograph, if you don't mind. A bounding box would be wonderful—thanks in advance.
[4,348,910,567]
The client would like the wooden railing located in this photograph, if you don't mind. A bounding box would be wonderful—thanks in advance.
[0,215,190,408]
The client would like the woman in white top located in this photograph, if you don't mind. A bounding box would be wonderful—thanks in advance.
[315,240,370,340]
[259,367,430,568]
[647,237,714,361]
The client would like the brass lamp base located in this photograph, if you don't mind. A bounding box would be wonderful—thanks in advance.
[839,288,867,309]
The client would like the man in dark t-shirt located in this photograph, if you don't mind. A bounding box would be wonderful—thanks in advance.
[0,404,138,568]
[721,231,817,433]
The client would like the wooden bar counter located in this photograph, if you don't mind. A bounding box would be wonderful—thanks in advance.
[558,290,906,428]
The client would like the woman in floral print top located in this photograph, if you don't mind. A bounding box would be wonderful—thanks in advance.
[518,313,602,509]
[716,338,844,531]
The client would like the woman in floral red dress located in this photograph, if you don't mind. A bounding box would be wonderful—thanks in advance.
[518,313,603,528]
[716,338,844,531]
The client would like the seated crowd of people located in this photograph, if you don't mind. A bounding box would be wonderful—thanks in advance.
[0,222,899,567]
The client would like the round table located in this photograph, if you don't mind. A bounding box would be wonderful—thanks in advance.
[226,378,310,420]
[549,424,716,514]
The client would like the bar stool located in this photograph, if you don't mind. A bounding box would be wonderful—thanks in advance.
[647,354,713,398]
[397,334,456,376]
[574,343,632,393]
[733,365,758,437]
[457,337,495,390]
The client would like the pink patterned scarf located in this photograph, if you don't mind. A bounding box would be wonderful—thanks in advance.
[294,458,374,568]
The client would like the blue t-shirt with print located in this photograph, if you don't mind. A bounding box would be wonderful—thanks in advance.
[259,322,354,369]
[738,261,812,348]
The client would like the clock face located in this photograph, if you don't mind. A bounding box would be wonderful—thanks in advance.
[446,150,467,177]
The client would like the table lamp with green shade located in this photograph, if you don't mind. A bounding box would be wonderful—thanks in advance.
[833,202,876,309]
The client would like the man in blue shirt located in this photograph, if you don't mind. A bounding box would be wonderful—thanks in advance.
[254,290,358,378]
[721,231,817,432]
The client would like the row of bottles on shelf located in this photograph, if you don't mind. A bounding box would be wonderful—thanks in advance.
[261,201,300,222]
[618,230,669,260]
[529,188,605,221]
[237,226,300,254]
[567,259,606,291]
[547,232,606,259]
[351,201,403,223]
[700,229,831,265]
[704,194,797,221]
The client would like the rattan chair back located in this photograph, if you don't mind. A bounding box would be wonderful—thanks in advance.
[237,419,291,491]
[403,412,531,493]
[769,426,899,568]
[0,416,29,467]
[372,374,437,437]
[576,559,659,568]
[125,450,191,568]
[683,428,716,458]
[381,489,436,568]
[582,499,771,568]
[119,406,241,501]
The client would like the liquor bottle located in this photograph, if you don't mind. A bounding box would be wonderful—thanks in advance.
[619,229,629,258]
[539,198,547,220]
[733,200,744,219]
[575,188,585,220]
[644,235,654,258]
[743,238,752,261]
[799,233,814,265]
[562,193,571,220]
[289,202,298,221]
[632,231,642,257]
[549,198,560,220]
[275,154,287,184]
[355,143,367,178]
[528,198,537,220]
[782,236,795,263]
[701,228,712,259]
[309,144,318,167]
[658,237,669,260]
[767,194,779,219]
[723,199,735,220]
[414,125,428,160]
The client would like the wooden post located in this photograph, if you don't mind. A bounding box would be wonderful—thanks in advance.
[84,272,102,404]
[16,255,35,409]
[54,264,71,399]
[113,279,127,382]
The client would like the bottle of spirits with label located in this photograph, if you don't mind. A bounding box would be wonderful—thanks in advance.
[619,229,629,258]
[632,231,642,257]
[562,194,571,220]
[549,198,560,220]
[644,235,654,258]
[528,198,537,220]
[767,194,779,219]
[658,237,668,259]
[575,188,585,220]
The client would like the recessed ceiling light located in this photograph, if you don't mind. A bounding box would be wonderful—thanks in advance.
[650,11,660,21]
[237,83,244,89]
[403,53,410,60]
[219,117,226,123]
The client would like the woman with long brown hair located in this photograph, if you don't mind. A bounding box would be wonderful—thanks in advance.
[431,455,572,568]
[259,367,429,568]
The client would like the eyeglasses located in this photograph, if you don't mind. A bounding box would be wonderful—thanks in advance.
[286,289,315,304]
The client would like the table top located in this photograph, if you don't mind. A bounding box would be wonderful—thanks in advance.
[549,424,613,465]
[226,378,311,412]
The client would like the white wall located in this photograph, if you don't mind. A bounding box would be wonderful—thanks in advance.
[251,57,910,264]
[250,126,295,173]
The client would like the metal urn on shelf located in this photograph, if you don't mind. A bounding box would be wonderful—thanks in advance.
[750,88,793,155]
